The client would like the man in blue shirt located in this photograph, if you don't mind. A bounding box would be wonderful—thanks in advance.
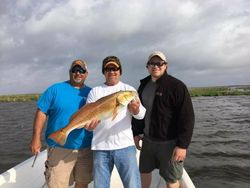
[30,59,95,188]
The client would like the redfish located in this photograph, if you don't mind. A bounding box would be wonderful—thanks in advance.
[48,90,138,145]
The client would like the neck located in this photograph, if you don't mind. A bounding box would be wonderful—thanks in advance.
[105,80,119,86]
[74,84,83,89]
[69,80,84,88]
[151,77,158,82]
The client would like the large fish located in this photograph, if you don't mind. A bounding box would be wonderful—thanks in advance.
[48,90,138,145]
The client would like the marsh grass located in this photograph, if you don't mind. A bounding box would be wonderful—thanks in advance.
[0,94,40,102]
[0,86,250,102]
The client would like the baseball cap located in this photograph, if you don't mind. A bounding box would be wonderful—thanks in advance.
[148,51,167,63]
[104,61,120,68]
[102,56,122,74]
[71,59,88,70]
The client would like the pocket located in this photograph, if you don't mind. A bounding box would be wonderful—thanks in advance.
[44,160,52,182]
[168,160,183,180]
[46,147,62,167]
[47,147,55,160]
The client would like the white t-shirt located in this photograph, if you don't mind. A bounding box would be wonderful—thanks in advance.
[86,81,146,150]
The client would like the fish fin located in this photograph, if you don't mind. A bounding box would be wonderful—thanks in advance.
[111,107,118,121]
[111,99,120,121]
[116,94,127,106]
[76,125,85,129]
[76,120,90,129]
[48,129,68,146]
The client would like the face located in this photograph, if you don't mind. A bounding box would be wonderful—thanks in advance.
[104,61,121,86]
[147,56,167,81]
[69,65,88,87]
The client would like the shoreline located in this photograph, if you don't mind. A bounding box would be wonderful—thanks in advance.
[189,85,250,97]
[1,86,250,102]
[0,94,40,102]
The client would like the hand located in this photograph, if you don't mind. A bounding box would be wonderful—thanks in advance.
[128,99,140,115]
[134,135,143,150]
[172,146,187,162]
[30,138,41,155]
[84,118,100,131]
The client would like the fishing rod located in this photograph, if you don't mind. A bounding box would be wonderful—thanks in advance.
[31,153,38,168]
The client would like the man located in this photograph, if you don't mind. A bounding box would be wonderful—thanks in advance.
[86,56,146,188]
[132,51,195,188]
[30,60,94,188]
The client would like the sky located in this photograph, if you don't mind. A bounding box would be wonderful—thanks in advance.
[0,0,250,95]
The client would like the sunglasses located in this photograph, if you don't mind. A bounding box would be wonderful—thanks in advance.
[104,67,120,72]
[147,61,166,68]
[71,66,87,74]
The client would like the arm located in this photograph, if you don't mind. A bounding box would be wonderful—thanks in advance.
[176,85,195,149]
[128,100,145,150]
[30,108,47,154]
[130,95,146,150]
[131,86,145,139]
[173,85,195,161]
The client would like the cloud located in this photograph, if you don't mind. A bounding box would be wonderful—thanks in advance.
[0,0,250,95]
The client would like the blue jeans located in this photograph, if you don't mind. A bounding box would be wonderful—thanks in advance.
[93,146,141,188]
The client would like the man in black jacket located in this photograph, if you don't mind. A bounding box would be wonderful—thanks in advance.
[132,51,195,188]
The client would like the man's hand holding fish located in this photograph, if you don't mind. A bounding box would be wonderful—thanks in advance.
[128,98,141,115]
[84,118,100,131]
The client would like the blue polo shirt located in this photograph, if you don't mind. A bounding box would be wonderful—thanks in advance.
[37,81,92,149]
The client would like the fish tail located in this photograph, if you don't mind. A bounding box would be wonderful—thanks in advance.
[48,129,68,146]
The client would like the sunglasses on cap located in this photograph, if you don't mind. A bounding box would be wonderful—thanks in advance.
[147,61,166,68]
[104,67,120,72]
[71,66,87,74]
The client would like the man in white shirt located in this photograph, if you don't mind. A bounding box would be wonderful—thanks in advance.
[87,56,146,188]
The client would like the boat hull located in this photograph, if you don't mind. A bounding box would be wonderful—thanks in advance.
[0,150,195,188]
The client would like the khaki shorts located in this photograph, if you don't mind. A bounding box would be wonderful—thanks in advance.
[139,138,183,183]
[44,147,93,188]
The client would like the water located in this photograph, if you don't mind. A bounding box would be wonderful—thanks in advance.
[0,96,250,188]
[185,96,250,188]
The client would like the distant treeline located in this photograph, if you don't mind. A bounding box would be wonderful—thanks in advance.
[189,85,250,97]
[0,86,250,102]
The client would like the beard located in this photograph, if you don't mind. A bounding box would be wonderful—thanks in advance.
[72,78,83,84]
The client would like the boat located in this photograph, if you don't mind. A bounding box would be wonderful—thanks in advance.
[0,150,195,188]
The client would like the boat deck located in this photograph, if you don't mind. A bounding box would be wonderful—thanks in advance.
[0,150,195,188]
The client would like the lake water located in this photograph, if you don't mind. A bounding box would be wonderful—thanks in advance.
[0,96,250,188]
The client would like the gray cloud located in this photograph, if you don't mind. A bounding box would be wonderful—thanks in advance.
[0,0,250,95]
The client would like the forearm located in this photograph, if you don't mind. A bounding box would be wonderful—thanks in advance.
[32,109,46,139]
[132,118,145,136]
[30,109,47,154]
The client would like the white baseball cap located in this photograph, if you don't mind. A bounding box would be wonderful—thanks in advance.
[148,51,167,63]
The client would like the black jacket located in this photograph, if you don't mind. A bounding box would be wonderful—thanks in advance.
[132,73,195,149]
